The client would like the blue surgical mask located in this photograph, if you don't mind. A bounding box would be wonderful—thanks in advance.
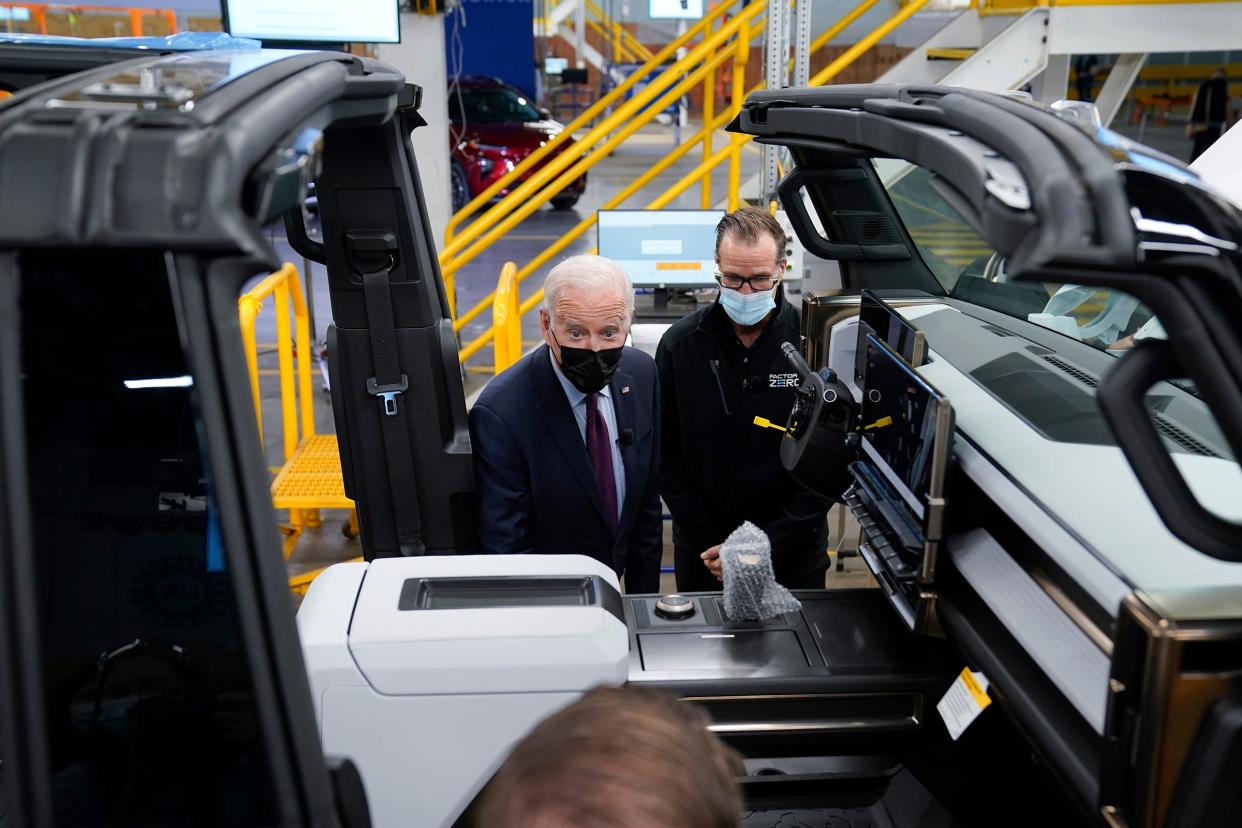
[719,286,776,327]
[70,697,135,736]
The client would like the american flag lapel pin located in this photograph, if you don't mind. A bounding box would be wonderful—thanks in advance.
[622,386,631,394]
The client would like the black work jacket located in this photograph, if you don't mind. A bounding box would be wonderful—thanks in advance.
[656,294,830,581]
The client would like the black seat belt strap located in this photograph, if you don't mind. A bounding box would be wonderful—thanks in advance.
[361,267,425,556]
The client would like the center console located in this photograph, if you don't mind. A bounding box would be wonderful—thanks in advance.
[625,588,960,823]
[625,589,951,756]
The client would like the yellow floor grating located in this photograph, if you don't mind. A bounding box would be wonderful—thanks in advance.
[271,434,355,510]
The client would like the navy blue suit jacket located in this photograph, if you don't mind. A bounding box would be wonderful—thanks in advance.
[468,344,662,592]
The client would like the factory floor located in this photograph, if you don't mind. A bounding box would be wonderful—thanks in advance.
[253,116,1194,598]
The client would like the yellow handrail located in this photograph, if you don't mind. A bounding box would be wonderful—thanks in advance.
[649,142,738,210]
[455,107,738,363]
[492,262,523,372]
[728,17,751,212]
[441,3,763,270]
[237,263,360,577]
[446,45,739,320]
[453,16,758,356]
[443,0,740,244]
[237,263,315,462]
[811,0,931,86]
[799,0,881,72]
[587,18,638,62]
[443,3,761,265]
[701,49,715,209]
[586,0,655,62]
[458,0,932,369]
[238,294,265,443]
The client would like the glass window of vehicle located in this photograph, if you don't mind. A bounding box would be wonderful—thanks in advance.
[452,86,542,124]
[876,160,1233,461]
[879,160,1165,354]
[15,252,280,827]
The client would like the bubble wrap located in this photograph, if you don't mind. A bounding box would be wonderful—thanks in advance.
[720,521,802,621]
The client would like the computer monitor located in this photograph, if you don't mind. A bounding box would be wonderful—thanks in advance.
[855,289,926,384]
[597,209,723,287]
[859,333,952,523]
[223,0,400,45]
[649,0,705,19]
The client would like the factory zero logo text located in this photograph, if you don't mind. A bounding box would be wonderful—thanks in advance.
[769,373,800,388]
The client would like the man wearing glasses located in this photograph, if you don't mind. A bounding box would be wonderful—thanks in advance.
[656,207,832,591]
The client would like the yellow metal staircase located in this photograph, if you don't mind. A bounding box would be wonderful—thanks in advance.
[445,0,950,374]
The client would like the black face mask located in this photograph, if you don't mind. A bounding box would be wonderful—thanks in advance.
[551,331,623,394]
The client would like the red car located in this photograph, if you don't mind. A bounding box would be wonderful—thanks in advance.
[448,76,587,212]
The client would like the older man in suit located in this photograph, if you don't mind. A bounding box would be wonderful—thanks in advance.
[469,255,662,592]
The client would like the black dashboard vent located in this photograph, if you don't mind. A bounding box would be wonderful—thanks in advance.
[1042,355,1098,388]
[1149,414,1219,458]
[1041,355,1218,457]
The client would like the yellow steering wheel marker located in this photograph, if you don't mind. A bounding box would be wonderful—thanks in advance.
[864,416,893,431]
[752,416,788,433]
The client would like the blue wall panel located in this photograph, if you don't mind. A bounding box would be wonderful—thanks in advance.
[446,0,536,99]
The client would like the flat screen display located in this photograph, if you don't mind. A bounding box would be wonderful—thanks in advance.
[649,0,705,19]
[859,333,950,519]
[597,209,722,287]
[855,289,925,382]
[224,0,400,44]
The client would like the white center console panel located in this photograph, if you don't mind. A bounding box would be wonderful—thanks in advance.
[298,555,629,828]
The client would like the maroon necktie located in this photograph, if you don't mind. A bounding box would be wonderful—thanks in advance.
[586,392,618,533]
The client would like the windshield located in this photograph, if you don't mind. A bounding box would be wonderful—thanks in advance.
[453,87,542,124]
[879,162,1165,355]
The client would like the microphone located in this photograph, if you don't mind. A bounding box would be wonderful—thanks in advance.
[619,428,634,447]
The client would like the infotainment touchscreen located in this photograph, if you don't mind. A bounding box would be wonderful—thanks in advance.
[855,290,926,383]
[859,333,952,523]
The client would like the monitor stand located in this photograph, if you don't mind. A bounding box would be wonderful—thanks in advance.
[634,286,701,323]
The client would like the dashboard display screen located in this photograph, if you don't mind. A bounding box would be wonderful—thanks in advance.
[860,333,950,519]
[856,289,925,382]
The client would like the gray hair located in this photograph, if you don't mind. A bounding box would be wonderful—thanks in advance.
[541,254,635,323]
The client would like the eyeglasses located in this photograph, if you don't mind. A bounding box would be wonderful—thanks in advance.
[715,271,780,291]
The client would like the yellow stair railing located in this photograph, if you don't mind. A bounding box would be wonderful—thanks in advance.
[588,18,637,62]
[238,263,360,592]
[810,0,929,86]
[443,0,739,246]
[444,0,766,346]
[586,0,655,63]
[492,261,524,373]
[461,0,933,372]
[798,0,882,74]
[461,15,757,367]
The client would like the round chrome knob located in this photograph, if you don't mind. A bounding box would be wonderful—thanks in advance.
[654,594,695,621]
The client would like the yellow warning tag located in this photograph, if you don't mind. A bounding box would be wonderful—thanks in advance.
[864,416,893,431]
[937,667,991,741]
[960,668,992,709]
[752,416,788,433]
